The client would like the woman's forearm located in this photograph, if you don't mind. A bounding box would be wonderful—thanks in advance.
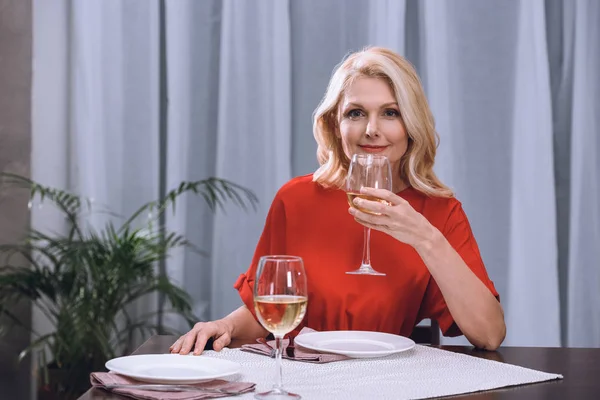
[222,305,269,339]
[415,228,506,350]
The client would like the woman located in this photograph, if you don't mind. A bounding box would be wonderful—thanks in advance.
[170,46,506,355]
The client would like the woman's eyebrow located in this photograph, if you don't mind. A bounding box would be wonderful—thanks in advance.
[343,101,399,109]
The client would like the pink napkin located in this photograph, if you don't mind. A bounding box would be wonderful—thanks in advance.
[241,327,349,363]
[90,372,255,399]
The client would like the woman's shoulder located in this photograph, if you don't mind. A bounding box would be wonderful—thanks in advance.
[407,187,464,222]
[276,174,328,198]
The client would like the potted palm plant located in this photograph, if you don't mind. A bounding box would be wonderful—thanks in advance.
[0,173,257,399]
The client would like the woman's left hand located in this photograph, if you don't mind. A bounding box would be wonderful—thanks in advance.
[348,187,436,250]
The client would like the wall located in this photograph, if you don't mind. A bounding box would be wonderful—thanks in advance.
[0,0,33,399]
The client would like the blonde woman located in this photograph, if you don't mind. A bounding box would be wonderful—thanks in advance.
[171,47,506,355]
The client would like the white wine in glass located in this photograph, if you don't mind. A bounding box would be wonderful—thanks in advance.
[254,256,308,399]
[254,295,308,336]
[346,154,393,276]
[346,192,391,216]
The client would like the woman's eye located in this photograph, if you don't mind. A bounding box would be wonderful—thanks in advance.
[383,109,400,117]
[346,109,364,119]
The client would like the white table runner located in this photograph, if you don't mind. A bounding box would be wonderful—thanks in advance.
[204,345,562,399]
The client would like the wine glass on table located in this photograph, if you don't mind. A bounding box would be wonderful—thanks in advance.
[346,154,393,276]
[253,255,308,399]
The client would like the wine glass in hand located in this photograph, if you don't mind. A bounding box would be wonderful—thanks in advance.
[346,154,393,276]
[254,256,308,399]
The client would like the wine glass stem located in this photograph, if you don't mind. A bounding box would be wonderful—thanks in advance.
[274,335,284,390]
[362,227,371,267]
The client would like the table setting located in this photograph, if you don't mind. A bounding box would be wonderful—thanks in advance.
[91,327,563,399]
[89,254,563,400]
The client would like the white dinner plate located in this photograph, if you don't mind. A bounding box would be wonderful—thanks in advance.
[105,354,241,384]
[294,330,416,359]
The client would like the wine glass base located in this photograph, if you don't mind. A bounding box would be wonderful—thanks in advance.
[346,265,386,276]
[254,388,301,399]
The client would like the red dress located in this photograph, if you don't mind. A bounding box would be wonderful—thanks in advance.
[234,174,498,337]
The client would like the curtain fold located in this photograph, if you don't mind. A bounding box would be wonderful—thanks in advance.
[69,0,160,232]
[368,0,407,54]
[32,0,161,344]
[505,0,560,346]
[163,0,222,329]
[210,0,293,319]
[566,0,600,348]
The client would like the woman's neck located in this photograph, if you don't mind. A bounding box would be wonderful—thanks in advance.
[393,179,409,193]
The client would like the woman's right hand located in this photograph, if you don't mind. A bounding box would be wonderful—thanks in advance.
[170,319,233,355]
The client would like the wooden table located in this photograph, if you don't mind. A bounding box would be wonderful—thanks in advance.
[80,335,600,399]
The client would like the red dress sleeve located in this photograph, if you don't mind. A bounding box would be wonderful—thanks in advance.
[417,201,499,336]
[233,195,287,319]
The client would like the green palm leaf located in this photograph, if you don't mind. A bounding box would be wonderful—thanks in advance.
[0,172,258,398]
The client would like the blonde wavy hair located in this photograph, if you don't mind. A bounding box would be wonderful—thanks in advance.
[312,46,453,198]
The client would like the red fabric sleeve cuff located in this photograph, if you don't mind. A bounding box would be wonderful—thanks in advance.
[233,273,258,320]
[438,312,462,337]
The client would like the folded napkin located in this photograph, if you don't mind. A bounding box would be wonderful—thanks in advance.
[241,327,349,363]
[90,372,255,400]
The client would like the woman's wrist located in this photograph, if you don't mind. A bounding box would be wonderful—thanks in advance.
[413,224,444,256]
[218,315,236,338]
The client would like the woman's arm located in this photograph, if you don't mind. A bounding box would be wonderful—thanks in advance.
[225,305,270,339]
[170,305,269,355]
[415,229,506,350]
[350,187,506,350]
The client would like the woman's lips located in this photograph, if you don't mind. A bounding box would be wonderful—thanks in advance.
[358,145,389,153]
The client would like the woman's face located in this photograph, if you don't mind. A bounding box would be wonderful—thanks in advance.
[337,77,408,180]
